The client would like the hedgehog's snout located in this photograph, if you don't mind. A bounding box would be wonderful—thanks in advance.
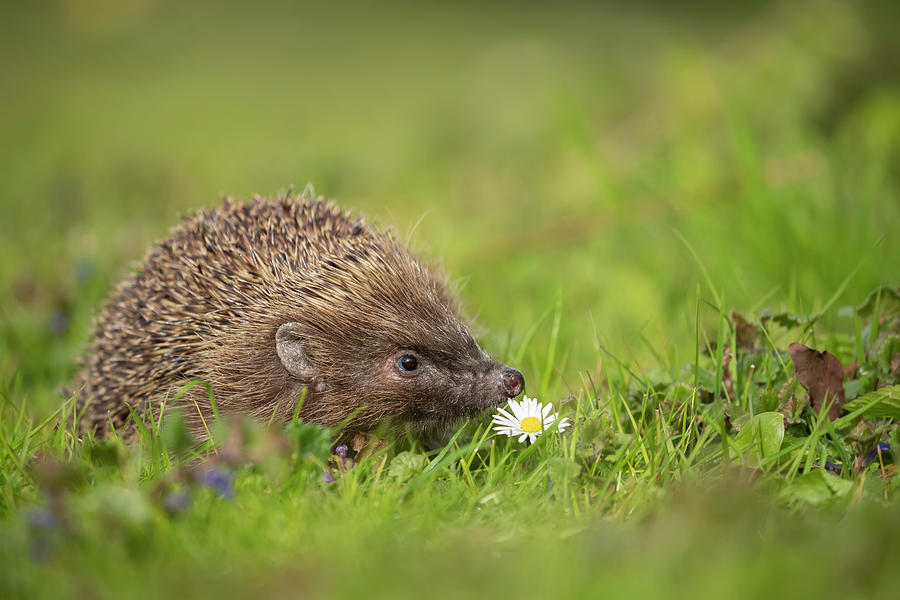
[499,367,525,398]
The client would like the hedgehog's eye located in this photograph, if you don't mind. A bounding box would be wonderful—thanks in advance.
[397,353,419,374]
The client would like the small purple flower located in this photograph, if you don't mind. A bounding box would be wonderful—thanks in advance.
[335,444,350,468]
[323,468,335,484]
[26,506,57,563]
[862,442,892,468]
[75,257,95,285]
[26,506,56,531]
[824,461,841,475]
[49,310,68,337]
[200,467,235,500]
[162,490,191,515]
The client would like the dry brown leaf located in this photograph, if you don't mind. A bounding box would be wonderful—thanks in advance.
[721,348,734,401]
[731,311,761,351]
[788,342,845,421]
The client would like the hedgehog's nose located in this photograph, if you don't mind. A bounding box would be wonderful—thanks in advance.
[499,367,525,398]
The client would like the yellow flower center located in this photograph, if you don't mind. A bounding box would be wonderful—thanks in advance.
[519,416,542,433]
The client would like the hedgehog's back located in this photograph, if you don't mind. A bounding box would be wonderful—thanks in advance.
[77,195,372,435]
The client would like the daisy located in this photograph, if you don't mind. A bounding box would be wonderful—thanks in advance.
[492,395,571,444]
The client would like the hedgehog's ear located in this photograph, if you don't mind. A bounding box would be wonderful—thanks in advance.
[275,323,317,380]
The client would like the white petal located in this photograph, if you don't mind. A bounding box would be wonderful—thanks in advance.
[517,432,528,443]
[493,407,517,424]
[541,403,553,419]
[496,406,516,420]
[556,417,571,433]
[491,418,514,430]
[521,396,533,414]
[514,398,526,418]
[508,399,524,421]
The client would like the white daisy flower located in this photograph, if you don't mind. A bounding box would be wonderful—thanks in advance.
[492,395,571,444]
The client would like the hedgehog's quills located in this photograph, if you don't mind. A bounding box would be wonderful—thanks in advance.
[76,192,525,440]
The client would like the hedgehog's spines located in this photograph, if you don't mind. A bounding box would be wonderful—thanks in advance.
[77,193,485,439]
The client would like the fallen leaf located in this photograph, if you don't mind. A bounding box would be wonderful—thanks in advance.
[350,432,374,454]
[349,432,388,468]
[788,342,846,421]
[731,311,760,350]
[721,347,734,401]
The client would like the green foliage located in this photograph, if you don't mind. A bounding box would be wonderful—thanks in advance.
[779,469,854,507]
[388,451,427,483]
[843,385,900,421]
[284,420,332,464]
[730,412,785,467]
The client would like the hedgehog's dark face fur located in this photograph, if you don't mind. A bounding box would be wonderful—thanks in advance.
[217,228,525,436]
[77,195,524,440]
[267,244,523,434]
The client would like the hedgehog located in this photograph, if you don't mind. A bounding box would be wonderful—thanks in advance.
[76,192,525,440]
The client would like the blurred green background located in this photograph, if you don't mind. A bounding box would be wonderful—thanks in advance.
[1,0,898,408]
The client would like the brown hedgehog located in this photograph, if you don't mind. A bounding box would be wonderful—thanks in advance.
[77,192,524,439]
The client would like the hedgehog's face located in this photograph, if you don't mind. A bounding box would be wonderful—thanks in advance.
[274,321,525,431]
[370,345,525,426]
[274,244,524,431]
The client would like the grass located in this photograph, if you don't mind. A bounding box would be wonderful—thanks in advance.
[2,0,900,598]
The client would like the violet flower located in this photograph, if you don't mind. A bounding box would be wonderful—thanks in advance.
[335,444,350,468]
[26,506,56,531]
[162,490,192,516]
[199,467,235,500]
[26,506,57,563]
[861,442,892,468]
